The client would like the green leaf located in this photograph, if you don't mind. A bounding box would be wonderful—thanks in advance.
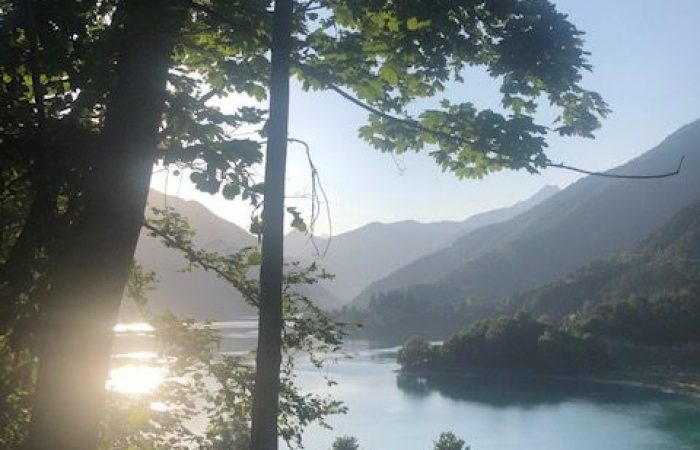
[222,183,241,199]
[406,17,430,31]
[247,250,262,265]
[286,207,307,233]
[379,65,399,85]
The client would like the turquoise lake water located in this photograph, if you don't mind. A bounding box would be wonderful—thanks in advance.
[111,323,700,449]
[294,344,700,450]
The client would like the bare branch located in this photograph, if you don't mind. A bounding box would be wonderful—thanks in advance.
[547,157,685,179]
[288,138,333,257]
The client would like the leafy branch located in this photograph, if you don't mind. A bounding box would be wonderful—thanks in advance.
[327,84,685,180]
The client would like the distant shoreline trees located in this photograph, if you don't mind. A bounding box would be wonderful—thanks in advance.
[398,314,608,376]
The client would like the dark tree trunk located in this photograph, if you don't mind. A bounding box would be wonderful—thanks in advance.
[0,0,58,337]
[0,183,56,328]
[250,0,293,449]
[24,1,184,449]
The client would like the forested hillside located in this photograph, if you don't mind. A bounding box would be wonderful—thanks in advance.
[352,120,700,340]
[356,121,700,305]
[510,198,700,345]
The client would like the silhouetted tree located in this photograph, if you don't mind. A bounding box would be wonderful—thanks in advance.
[331,435,361,450]
[433,432,468,450]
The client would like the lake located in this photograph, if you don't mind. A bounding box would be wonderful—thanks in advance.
[110,322,700,449]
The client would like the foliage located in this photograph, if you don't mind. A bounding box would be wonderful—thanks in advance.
[102,312,346,449]
[297,0,608,177]
[1,0,606,446]
[0,0,607,255]
[509,199,700,345]
[338,286,496,343]
[331,435,360,450]
[397,337,435,370]
[573,293,700,346]
[433,432,468,450]
[127,207,346,448]
[399,314,607,376]
[0,335,34,448]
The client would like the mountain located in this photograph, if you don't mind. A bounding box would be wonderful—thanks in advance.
[286,185,559,305]
[126,190,258,320]
[125,183,556,320]
[509,197,700,325]
[357,119,700,310]
[129,190,343,320]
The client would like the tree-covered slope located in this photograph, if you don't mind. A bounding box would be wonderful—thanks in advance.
[509,197,700,343]
[348,186,559,307]
[358,120,700,309]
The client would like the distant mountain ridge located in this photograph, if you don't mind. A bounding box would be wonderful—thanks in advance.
[127,190,258,320]
[356,119,700,310]
[127,184,557,319]
[288,185,559,305]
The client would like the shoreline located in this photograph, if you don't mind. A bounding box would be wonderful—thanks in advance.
[398,367,700,401]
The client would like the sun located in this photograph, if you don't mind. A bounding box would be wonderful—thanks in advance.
[106,363,166,395]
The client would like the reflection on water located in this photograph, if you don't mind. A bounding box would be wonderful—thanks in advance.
[298,341,700,450]
[110,329,700,450]
[108,319,259,396]
[113,322,154,333]
[107,349,166,395]
[396,372,677,407]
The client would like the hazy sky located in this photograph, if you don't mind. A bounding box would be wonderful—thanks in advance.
[151,0,700,235]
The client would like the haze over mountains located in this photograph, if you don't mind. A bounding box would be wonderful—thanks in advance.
[128,184,558,319]
[356,120,700,310]
[130,190,258,319]
[286,184,559,304]
[130,120,700,327]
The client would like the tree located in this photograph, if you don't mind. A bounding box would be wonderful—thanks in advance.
[2,0,610,448]
[253,1,608,447]
[1,0,268,447]
[331,435,360,450]
[251,1,293,448]
[433,432,468,450]
[397,337,435,369]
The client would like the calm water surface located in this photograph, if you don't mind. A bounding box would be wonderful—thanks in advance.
[296,341,700,450]
[111,324,700,450]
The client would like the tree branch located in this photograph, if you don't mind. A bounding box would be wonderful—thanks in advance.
[547,156,685,179]
[328,85,685,180]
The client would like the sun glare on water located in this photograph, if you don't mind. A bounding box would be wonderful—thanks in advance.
[106,364,166,395]
[113,322,155,333]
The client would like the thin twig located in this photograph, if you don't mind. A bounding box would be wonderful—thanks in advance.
[547,156,685,179]
[288,138,332,257]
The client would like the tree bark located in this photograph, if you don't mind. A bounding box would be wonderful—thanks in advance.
[24,1,184,449]
[250,0,293,449]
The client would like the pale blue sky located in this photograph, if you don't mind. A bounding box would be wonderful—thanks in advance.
[152,0,700,234]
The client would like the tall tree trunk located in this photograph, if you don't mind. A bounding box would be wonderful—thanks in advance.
[250,0,293,449]
[24,1,184,448]
[0,0,58,337]
[0,183,56,328]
